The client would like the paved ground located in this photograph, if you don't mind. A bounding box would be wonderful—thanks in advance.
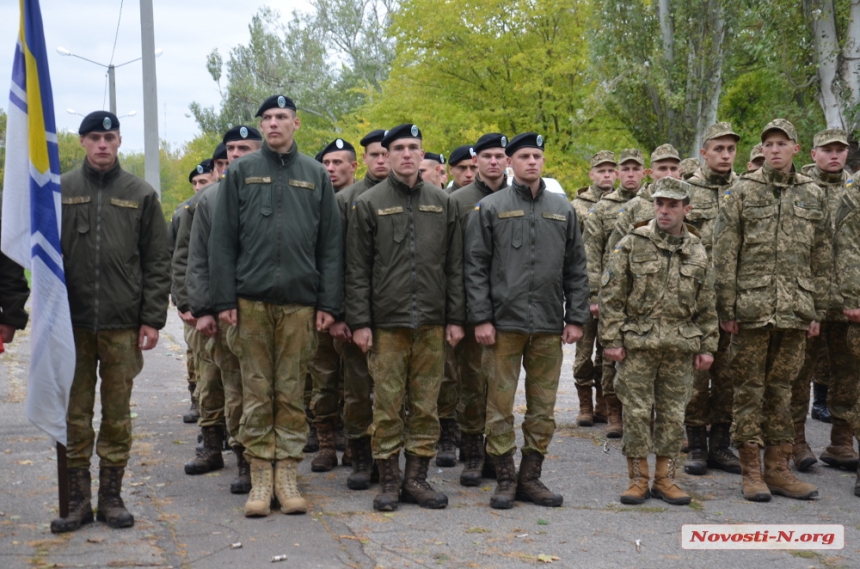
[1,310,859,568]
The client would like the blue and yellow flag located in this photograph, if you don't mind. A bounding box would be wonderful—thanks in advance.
[1,0,75,445]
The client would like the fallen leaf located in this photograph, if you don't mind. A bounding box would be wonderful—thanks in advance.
[86,537,105,544]
[466,527,491,534]
[537,554,560,563]
[537,519,549,526]
[17,460,33,465]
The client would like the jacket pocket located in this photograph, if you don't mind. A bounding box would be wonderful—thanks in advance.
[379,210,407,244]
[736,273,771,322]
[75,204,90,234]
[795,275,817,321]
[260,186,273,216]
[678,323,703,353]
[679,261,706,307]
[510,218,523,249]
[621,320,654,350]
[790,202,823,244]
[741,203,777,243]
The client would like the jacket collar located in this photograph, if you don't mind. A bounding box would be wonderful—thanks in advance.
[698,164,734,186]
[389,171,423,194]
[647,218,689,252]
[511,178,546,201]
[761,163,797,188]
[261,140,298,165]
[83,158,122,184]
[809,165,847,185]
[474,173,506,196]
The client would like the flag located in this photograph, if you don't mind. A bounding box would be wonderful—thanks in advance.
[1,0,75,445]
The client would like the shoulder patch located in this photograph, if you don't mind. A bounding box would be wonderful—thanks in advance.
[245,176,272,184]
[62,195,91,205]
[378,206,404,216]
[419,204,444,213]
[542,212,566,221]
[600,270,611,286]
[289,179,315,190]
[110,198,140,209]
[498,210,525,219]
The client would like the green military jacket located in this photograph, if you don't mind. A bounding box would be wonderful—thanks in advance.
[186,181,219,317]
[60,159,171,330]
[571,185,606,235]
[713,164,832,329]
[168,203,184,257]
[600,219,718,354]
[607,183,656,253]
[0,216,29,330]
[337,173,383,231]
[450,173,507,233]
[209,142,343,315]
[685,166,737,258]
[464,179,589,334]
[583,185,640,305]
[835,190,860,311]
[170,185,214,313]
[345,172,465,330]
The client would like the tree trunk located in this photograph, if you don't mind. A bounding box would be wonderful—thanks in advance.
[805,0,846,128]
[841,0,860,130]
[692,4,726,155]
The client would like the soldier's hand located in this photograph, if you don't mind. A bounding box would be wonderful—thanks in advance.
[446,324,465,348]
[720,320,739,335]
[330,321,352,342]
[694,353,714,370]
[196,315,218,337]
[562,324,583,344]
[0,324,16,344]
[316,311,335,331]
[138,325,159,350]
[179,310,197,326]
[354,327,373,353]
[590,303,599,317]
[475,322,496,346]
[844,308,860,323]
[807,321,820,338]
[604,347,626,362]
[219,309,237,327]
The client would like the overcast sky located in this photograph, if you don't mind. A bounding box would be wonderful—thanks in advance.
[0,0,312,153]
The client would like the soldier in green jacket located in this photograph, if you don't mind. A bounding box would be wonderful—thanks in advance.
[345,123,465,512]
[210,94,343,518]
[465,132,588,510]
[51,111,171,533]
[418,152,446,189]
[601,177,717,506]
[447,145,477,193]
[714,118,831,502]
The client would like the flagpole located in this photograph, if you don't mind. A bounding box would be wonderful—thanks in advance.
[56,442,68,518]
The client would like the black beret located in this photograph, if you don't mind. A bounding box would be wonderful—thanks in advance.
[424,152,445,165]
[255,94,297,117]
[448,145,474,165]
[78,111,119,135]
[381,124,422,148]
[189,159,214,183]
[222,125,261,145]
[505,132,545,157]
[359,129,386,147]
[318,138,356,161]
[473,133,508,155]
[212,143,227,162]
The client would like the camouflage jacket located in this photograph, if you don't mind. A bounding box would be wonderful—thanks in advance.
[713,164,832,329]
[571,185,606,234]
[599,219,717,354]
[685,166,737,258]
[607,183,655,253]
[835,190,860,311]
[583,186,640,304]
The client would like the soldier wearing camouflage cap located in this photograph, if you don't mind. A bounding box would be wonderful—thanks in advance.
[600,176,717,507]
[714,118,830,502]
[680,158,699,179]
[747,144,764,172]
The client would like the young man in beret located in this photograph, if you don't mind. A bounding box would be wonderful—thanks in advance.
[51,111,171,533]
[448,145,477,193]
[211,143,229,178]
[210,94,342,517]
[319,138,358,192]
[419,152,446,189]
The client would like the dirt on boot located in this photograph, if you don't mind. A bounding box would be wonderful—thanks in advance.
[96,467,134,529]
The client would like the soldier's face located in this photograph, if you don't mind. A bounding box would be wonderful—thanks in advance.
[811,143,849,173]
[322,150,358,190]
[648,159,681,181]
[364,142,389,179]
[747,157,764,172]
[450,161,478,187]
[418,159,443,187]
[191,173,214,192]
[510,148,545,184]
[476,148,507,182]
[389,138,423,178]
[762,131,799,172]
[588,163,617,190]
[700,136,738,174]
[213,158,229,176]
[259,109,300,153]
[618,161,645,190]
[654,197,691,236]
[80,131,121,171]
[226,140,260,163]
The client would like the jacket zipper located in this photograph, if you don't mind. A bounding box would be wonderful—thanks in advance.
[277,156,284,296]
[94,176,102,330]
[408,191,418,328]
[528,198,535,334]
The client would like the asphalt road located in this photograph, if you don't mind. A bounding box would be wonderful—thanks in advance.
[1,310,858,568]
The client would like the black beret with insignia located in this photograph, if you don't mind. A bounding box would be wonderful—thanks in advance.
[448,145,474,165]
[212,143,227,162]
[505,132,544,157]
[189,159,214,183]
[222,125,262,145]
[424,152,445,165]
[318,138,356,161]
[255,94,297,117]
[381,124,422,149]
[473,133,508,155]
[78,110,120,135]
[359,129,386,148]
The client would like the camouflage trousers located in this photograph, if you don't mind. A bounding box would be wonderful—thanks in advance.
[729,327,805,448]
[197,322,243,446]
[66,328,143,469]
[791,322,856,425]
[573,314,603,389]
[485,332,562,457]
[368,327,444,459]
[438,344,460,420]
[684,328,733,427]
[343,341,374,439]
[183,322,198,387]
[233,299,316,461]
[309,331,343,424]
[616,348,694,458]
[457,328,490,435]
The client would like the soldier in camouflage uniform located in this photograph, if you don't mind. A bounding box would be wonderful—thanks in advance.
[571,150,616,427]
[601,177,718,506]
[790,128,857,471]
[585,148,647,439]
[680,158,699,180]
[51,112,171,534]
[714,118,831,502]
[747,144,765,173]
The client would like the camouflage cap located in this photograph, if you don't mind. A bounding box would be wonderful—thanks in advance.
[813,127,849,148]
[680,157,699,178]
[590,150,617,168]
[651,176,691,201]
[749,143,764,162]
[703,121,740,143]
[650,143,681,163]
[761,118,797,142]
[618,148,644,165]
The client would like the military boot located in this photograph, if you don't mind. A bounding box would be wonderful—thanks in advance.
[576,385,594,427]
[459,433,485,487]
[620,457,650,505]
[50,468,94,533]
[342,440,354,467]
[402,454,448,509]
[516,452,563,507]
[820,423,859,470]
[604,393,623,439]
[311,420,338,472]
[738,442,771,502]
[489,452,517,509]
[764,442,818,499]
[652,456,691,505]
[230,446,251,494]
[707,423,741,474]
[184,425,225,474]
[373,453,401,512]
[96,467,134,528]
[182,382,199,424]
[811,382,831,423]
[303,409,319,453]
[792,422,817,472]
[335,422,347,451]
[684,425,708,475]
[593,382,607,424]
[435,418,458,467]
[274,459,307,514]
[482,438,497,479]
[244,458,273,517]
[347,437,374,490]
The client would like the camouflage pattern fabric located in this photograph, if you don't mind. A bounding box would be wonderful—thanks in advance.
[309,331,343,424]
[606,184,654,253]
[202,322,243,446]
[684,328,733,427]
[573,314,603,389]
[342,341,374,439]
[195,329,225,428]
[583,187,639,306]
[66,328,143,469]
[438,344,460,420]
[457,328,490,435]
[183,322,197,386]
